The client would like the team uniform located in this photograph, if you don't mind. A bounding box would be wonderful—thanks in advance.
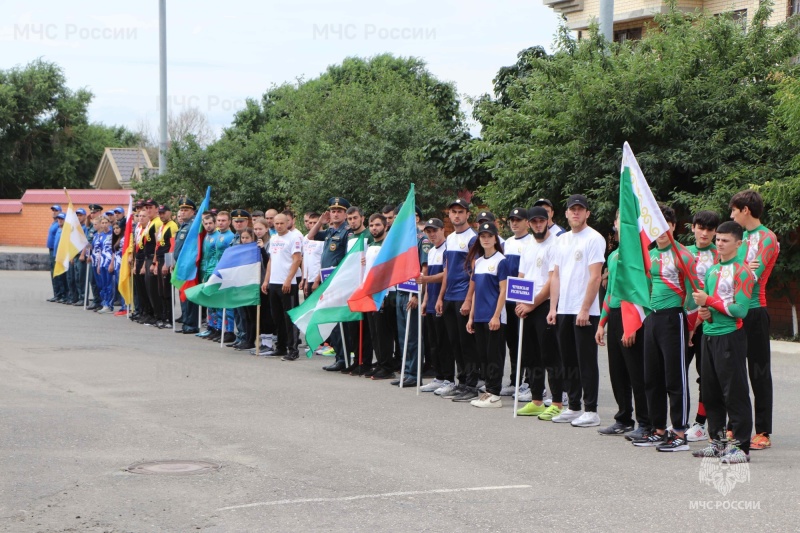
[142,216,164,323]
[518,232,563,412]
[441,227,479,392]
[470,251,509,398]
[422,240,454,389]
[552,227,605,421]
[268,229,303,359]
[314,213,351,365]
[393,231,431,383]
[638,241,699,449]
[700,257,754,457]
[365,238,395,378]
[738,225,779,440]
[599,249,649,431]
[92,229,114,310]
[155,217,179,326]
[502,232,534,392]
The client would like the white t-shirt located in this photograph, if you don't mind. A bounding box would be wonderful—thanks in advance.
[303,237,323,283]
[268,231,302,284]
[519,232,557,299]
[553,226,605,315]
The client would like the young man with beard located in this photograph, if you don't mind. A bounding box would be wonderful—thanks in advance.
[547,194,605,428]
[632,204,699,452]
[363,214,396,380]
[595,211,650,438]
[729,190,779,451]
[515,206,564,420]
[500,207,534,396]
[301,212,323,299]
[265,213,303,361]
[343,206,374,374]
[435,199,480,403]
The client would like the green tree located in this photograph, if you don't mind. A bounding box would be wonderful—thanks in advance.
[472,4,800,240]
[0,59,141,198]
[137,54,472,216]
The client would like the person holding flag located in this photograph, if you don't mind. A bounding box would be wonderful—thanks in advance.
[117,198,135,317]
[53,193,90,305]
[595,211,650,438]
[155,204,179,329]
[172,189,211,334]
[172,197,199,334]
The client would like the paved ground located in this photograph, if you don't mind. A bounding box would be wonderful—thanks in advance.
[1,271,798,532]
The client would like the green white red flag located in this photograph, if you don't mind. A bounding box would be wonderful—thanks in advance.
[614,142,669,337]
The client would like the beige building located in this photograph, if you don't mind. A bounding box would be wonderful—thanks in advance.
[545,0,799,40]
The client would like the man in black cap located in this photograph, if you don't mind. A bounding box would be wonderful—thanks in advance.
[155,204,178,328]
[70,208,89,305]
[227,209,254,348]
[500,207,534,396]
[435,198,481,402]
[306,197,353,371]
[140,199,163,326]
[173,197,198,333]
[546,194,606,428]
[534,198,566,236]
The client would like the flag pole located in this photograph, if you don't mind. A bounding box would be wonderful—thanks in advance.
[83,263,90,310]
[221,308,226,348]
[399,305,411,388]
[416,296,422,396]
[198,306,202,330]
[255,305,260,353]
[339,323,349,368]
[171,287,176,331]
[513,316,525,418]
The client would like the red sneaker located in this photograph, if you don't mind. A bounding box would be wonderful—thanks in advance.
[114,310,127,316]
[750,433,771,450]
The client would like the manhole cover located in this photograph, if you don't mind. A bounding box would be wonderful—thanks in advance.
[126,460,220,475]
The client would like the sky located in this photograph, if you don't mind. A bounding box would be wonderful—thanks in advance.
[2,1,561,137]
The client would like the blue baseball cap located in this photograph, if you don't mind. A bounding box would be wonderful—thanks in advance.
[113,207,124,214]
[104,211,115,217]
[50,205,62,212]
[56,213,66,220]
[76,208,87,215]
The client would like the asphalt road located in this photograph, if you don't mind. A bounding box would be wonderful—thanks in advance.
[1,271,798,532]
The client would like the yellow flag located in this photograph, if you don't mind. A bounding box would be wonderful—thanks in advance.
[117,196,134,306]
[53,202,89,277]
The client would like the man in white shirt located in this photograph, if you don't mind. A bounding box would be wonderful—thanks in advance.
[546,195,605,427]
[515,206,564,420]
[264,213,303,360]
[301,212,323,298]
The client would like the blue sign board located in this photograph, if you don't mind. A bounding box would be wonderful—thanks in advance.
[397,278,419,293]
[505,276,535,303]
[320,267,335,283]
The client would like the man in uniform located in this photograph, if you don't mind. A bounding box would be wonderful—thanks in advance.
[306,197,352,370]
[207,211,236,342]
[141,199,164,326]
[173,197,199,334]
[228,209,253,348]
[85,204,104,310]
[343,206,374,373]
[69,208,89,305]
[155,204,179,328]
[46,205,62,302]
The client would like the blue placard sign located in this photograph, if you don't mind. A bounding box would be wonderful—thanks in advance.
[320,267,335,282]
[506,276,535,303]
[397,278,419,293]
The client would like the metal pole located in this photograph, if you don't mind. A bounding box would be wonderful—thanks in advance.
[416,300,422,395]
[220,309,226,348]
[599,0,614,42]
[198,306,202,330]
[399,306,411,388]
[513,317,525,418]
[339,323,349,368]
[83,261,90,310]
[158,0,168,175]
[171,286,176,331]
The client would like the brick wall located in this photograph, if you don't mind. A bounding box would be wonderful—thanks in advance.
[0,204,93,248]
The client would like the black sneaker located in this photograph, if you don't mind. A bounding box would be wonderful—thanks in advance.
[598,422,634,436]
[371,369,396,380]
[624,426,650,441]
[363,367,379,378]
[440,383,466,399]
[656,431,690,452]
[452,387,479,402]
[281,354,299,361]
[632,430,668,447]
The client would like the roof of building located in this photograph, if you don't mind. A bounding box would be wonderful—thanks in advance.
[19,190,135,205]
[91,147,153,189]
[0,200,23,214]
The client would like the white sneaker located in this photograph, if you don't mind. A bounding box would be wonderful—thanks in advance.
[571,411,601,427]
[685,422,708,442]
[97,306,113,314]
[543,389,553,407]
[470,393,502,408]
[514,383,532,402]
[420,378,446,393]
[433,381,455,396]
[499,385,516,397]
[552,409,583,423]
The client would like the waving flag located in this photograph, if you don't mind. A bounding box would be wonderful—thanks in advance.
[347,185,421,312]
[117,195,135,306]
[185,242,261,308]
[288,236,366,357]
[171,186,211,293]
[53,198,90,277]
[614,142,669,337]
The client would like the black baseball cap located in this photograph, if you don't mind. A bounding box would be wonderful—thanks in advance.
[447,198,470,210]
[528,206,549,220]
[477,211,496,223]
[158,204,171,213]
[423,218,444,230]
[477,222,499,236]
[508,207,527,220]
[142,199,158,207]
[533,198,554,208]
[566,194,590,210]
